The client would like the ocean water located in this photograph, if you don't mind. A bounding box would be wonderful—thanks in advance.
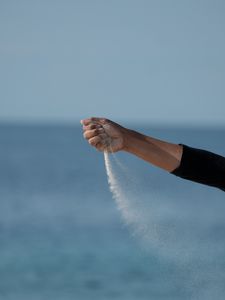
[0,123,225,300]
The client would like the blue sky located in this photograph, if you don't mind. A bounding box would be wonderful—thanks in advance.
[1,0,225,126]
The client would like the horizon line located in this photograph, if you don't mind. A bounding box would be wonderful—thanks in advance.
[0,118,225,130]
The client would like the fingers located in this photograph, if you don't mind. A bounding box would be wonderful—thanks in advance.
[82,123,100,131]
[80,117,108,126]
[82,120,110,151]
[81,117,125,153]
[88,135,109,152]
[88,136,101,147]
[83,128,104,140]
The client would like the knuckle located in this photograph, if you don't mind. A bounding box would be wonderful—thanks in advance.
[89,139,96,146]
[83,132,88,139]
[83,129,99,140]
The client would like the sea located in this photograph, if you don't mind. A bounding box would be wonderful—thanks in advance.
[0,122,225,300]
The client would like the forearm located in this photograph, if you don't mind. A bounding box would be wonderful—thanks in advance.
[122,128,183,172]
[82,117,225,191]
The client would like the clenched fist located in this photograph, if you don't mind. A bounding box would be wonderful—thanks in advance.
[81,117,127,153]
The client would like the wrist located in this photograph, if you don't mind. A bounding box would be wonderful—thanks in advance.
[122,128,140,152]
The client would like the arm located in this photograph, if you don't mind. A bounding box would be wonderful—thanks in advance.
[123,128,183,172]
[81,117,225,191]
[81,117,183,172]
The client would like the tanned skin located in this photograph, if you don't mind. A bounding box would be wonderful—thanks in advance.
[81,117,183,173]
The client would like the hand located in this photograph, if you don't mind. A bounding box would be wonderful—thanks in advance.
[81,117,127,153]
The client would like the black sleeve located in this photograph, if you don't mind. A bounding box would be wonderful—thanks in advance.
[171,144,225,192]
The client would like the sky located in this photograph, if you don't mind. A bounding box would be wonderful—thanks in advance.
[0,0,225,126]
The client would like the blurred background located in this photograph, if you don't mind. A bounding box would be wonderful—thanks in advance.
[0,1,225,299]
